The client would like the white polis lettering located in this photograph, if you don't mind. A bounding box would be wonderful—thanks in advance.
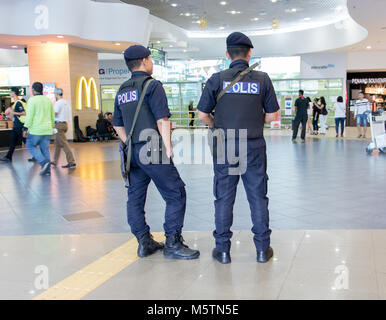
[118,90,138,105]
[223,82,260,95]
[34,4,49,30]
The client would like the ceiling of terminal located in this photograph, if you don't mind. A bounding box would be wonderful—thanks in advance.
[121,0,348,34]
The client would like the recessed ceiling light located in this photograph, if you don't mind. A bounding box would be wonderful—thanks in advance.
[304,17,311,21]
[185,12,191,16]
[57,35,64,38]
[271,0,277,2]
[115,42,121,46]
[11,45,18,48]
[157,40,161,44]
[260,12,267,16]
[171,3,178,7]
[366,45,372,49]
[291,8,297,12]
[220,1,227,5]
[183,49,187,52]
[251,17,259,21]
[169,45,174,47]
[227,10,241,14]
[219,26,225,30]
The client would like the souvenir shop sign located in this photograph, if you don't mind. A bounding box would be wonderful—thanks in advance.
[352,78,386,85]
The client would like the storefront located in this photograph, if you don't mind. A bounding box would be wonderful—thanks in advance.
[347,71,386,126]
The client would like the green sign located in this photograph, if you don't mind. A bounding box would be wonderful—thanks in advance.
[0,87,26,96]
[149,48,166,67]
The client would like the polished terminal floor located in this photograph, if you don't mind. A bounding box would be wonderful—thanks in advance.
[0,129,385,300]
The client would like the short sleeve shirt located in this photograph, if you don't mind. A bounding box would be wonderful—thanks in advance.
[13,101,25,128]
[113,71,171,127]
[197,59,280,114]
[294,97,309,116]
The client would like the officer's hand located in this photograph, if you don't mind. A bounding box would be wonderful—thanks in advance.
[23,130,27,139]
[166,148,173,158]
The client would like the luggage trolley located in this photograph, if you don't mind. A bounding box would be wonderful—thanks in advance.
[366,110,386,154]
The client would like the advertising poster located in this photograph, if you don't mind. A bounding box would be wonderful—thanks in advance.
[43,83,56,105]
[270,97,281,129]
[284,96,293,117]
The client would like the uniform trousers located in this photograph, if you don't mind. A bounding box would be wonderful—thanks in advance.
[127,142,186,239]
[212,137,271,252]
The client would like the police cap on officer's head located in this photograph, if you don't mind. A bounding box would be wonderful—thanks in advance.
[124,45,151,60]
[226,32,254,49]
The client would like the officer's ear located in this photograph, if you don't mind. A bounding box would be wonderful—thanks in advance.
[225,50,231,60]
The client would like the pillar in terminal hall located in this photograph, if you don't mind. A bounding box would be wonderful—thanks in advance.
[27,43,100,140]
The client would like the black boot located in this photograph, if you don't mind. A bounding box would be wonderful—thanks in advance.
[212,248,231,264]
[163,234,200,260]
[137,233,164,258]
[257,247,273,263]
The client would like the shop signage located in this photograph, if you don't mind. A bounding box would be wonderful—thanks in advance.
[76,76,100,110]
[351,78,386,84]
[0,87,26,96]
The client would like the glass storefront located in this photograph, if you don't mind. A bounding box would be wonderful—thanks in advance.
[100,85,120,113]
[164,82,202,127]
[273,78,344,126]
[98,56,344,128]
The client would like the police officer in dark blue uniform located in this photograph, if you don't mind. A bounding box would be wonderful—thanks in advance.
[197,32,280,264]
[113,45,200,260]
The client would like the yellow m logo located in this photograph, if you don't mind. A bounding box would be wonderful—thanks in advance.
[76,76,100,110]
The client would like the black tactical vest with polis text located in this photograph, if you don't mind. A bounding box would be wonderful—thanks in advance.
[116,75,159,144]
[214,68,266,139]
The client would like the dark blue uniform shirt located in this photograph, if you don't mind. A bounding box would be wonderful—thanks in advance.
[197,59,280,114]
[113,71,171,127]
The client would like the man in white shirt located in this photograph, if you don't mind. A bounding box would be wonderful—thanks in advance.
[52,88,76,168]
[354,92,371,139]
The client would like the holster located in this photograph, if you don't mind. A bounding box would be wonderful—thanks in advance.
[119,141,130,188]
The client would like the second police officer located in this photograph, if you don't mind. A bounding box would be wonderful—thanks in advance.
[113,45,200,260]
[198,32,280,264]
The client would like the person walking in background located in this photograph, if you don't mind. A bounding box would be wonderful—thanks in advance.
[188,101,196,127]
[319,96,328,135]
[0,88,26,163]
[24,82,55,176]
[292,90,309,142]
[51,88,76,169]
[312,98,320,135]
[334,96,346,138]
[354,92,371,139]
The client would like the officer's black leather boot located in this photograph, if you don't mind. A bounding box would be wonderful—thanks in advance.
[212,248,231,264]
[137,233,164,258]
[163,234,200,260]
[257,247,273,263]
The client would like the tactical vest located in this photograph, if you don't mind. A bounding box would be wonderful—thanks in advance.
[116,75,158,144]
[214,67,265,139]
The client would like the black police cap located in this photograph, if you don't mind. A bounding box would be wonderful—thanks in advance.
[226,32,254,49]
[124,45,151,60]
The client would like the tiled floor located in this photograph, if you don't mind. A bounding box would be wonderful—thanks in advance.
[0,128,385,300]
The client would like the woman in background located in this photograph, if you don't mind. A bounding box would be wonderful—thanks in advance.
[319,96,328,135]
[312,98,320,135]
[306,97,313,135]
[334,96,346,138]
